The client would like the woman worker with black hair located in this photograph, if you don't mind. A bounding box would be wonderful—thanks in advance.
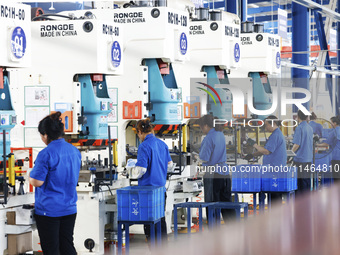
[29,112,81,255]
[134,118,173,243]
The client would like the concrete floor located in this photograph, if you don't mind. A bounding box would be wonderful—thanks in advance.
[110,218,237,255]
[107,232,178,255]
[108,197,280,254]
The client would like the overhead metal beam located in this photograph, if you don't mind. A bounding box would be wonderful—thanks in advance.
[248,5,292,15]
[249,0,331,6]
[291,0,340,22]
[247,13,327,22]
[282,61,340,76]
[247,0,285,4]
[248,13,294,22]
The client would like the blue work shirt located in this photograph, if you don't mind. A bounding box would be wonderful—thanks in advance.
[309,121,323,138]
[30,138,81,217]
[199,128,228,175]
[325,127,340,160]
[136,134,171,188]
[263,128,287,167]
[292,121,314,163]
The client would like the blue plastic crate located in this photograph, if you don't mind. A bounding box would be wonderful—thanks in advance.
[231,165,262,192]
[291,169,298,190]
[261,166,297,192]
[117,186,164,221]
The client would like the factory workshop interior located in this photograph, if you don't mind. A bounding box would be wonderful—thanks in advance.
[1,0,340,254]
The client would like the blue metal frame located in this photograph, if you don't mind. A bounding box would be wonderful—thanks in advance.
[78,74,112,139]
[203,0,247,21]
[203,66,233,120]
[226,0,237,14]
[314,10,339,115]
[145,59,181,125]
[204,1,225,9]
[291,2,310,112]
[249,72,273,120]
[240,0,247,22]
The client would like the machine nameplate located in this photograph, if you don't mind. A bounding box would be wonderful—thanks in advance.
[114,12,145,23]
[268,37,280,47]
[40,24,77,37]
[189,25,204,35]
[241,36,252,45]
[168,12,187,27]
[225,26,239,37]
[103,24,119,36]
[0,5,26,20]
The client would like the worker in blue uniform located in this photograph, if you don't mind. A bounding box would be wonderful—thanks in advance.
[308,112,323,139]
[245,115,287,203]
[198,114,235,223]
[292,110,314,195]
[317,116,340,183]
[134,118,172,243]
[29,112,81,255]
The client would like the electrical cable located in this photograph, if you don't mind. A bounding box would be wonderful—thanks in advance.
[98,186,103,202]
[97,181,114,197]
[104,184,114,197]
[125,121,134,129]
[32,13,74,21]
[31,17,55,21]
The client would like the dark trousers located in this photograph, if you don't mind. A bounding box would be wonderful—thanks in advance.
[270,193,283,203]
[204,173,236,223]
[293,161,312,196]
[144,193,167,244]
[35,213,77,255]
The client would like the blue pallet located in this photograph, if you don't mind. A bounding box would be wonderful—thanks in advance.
[261,166,297,192]
[117,186,164,221]
[231,165,262,192]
